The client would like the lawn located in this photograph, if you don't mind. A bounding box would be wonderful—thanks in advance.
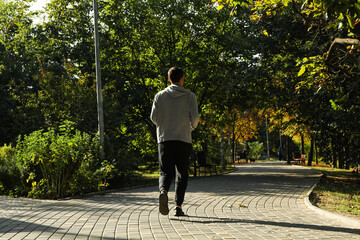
[309,165,360,220]
[135,164,236,183]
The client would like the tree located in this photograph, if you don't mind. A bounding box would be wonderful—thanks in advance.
[98,0,253,166]
[0,0,42,144]
[221,109,261,162]
[235,0,360,168]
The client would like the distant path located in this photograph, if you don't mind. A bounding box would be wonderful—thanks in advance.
[0,161,359,239]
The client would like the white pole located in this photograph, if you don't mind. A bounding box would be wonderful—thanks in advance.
[266,116,270,160]
[228,133,232,163]
[279,130,282,160]
[93,0,105,161]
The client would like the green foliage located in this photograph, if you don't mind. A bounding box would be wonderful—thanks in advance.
[1,0,256,173]
[97,0,248,168]
[0,0,42,144]
[94,160,115,191]
[16,121,105,199]
[248,141,264,159]
[33,62,97,132]
[0,144,21,195]
[1,0,359,200]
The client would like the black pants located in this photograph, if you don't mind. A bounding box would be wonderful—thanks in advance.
[158,140,192,206]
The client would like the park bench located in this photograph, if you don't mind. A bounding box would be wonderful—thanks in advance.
[194,151,217,177]
[293,154,306,165]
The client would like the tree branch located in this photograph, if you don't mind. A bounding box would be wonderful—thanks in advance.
[325,38,360,63]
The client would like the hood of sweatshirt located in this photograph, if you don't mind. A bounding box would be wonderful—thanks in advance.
[165,85,190,98]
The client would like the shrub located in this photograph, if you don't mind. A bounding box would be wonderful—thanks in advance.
[16,120,111,199]
[0,144,22,196]
[248,141,264,159]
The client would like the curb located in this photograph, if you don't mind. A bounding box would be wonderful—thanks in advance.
[304,181,360,228]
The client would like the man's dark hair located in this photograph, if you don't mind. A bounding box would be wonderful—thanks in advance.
[168,67,184,84]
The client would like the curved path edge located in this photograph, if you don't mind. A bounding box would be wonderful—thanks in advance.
[303,169,360,228]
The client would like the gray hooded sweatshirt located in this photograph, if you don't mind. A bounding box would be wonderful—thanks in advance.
[150,85,199,144]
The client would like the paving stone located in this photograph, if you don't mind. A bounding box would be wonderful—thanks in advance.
[0,162,360,239]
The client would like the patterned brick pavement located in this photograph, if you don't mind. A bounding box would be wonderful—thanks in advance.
[0,161,359,239]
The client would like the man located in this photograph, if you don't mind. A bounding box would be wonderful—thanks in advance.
[150,67,199,216]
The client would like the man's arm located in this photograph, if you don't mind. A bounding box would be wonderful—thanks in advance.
[189,93,199,130]
[150,95,158,125]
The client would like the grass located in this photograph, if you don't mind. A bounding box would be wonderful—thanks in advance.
[132,163,237,187]
[190,165,237,177]
[309,164,360,220]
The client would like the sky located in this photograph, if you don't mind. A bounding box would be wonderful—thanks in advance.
[29,0,49,11]
[28,0,50,23]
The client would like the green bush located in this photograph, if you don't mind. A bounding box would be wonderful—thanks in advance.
[248,141,264,159]
[0,144,22,196]
[16,121,112,199]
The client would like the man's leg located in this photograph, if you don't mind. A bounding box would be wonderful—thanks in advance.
[158,142,175,193]
[158,142,175,215]
[174,141,191,208]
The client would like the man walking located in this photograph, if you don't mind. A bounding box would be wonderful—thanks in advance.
[150,67,199,216]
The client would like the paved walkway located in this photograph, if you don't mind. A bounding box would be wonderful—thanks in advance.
[0,161,359,240]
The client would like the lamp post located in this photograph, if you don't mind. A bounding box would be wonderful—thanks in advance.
[221,128,225,170]
[265,116,270,160]
[93,0,105,161]
[279,130,282,161]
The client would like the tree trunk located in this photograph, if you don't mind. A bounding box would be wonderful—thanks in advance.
[315,140,319,165]
[301,133,305,154]
[343,145,348,169]
[331,138,337,168]
[220,128,225,170]
[308,136,314,166]
[231,130,236,164]
[286,136,291,164]
[339,149,344,169]
[233,139,237,164]
[229,133,233,164]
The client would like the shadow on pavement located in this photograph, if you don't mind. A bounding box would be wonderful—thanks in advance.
[0,217,60,233]
[170,215,360,235]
